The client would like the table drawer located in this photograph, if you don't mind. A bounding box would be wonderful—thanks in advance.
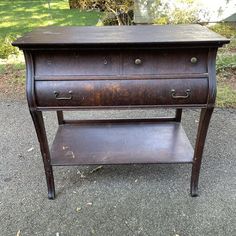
[123,49,208,75]
[34,49,208,78]
[34,51,120,76]
[35,78,208,107]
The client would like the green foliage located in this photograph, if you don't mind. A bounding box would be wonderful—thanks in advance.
[138,0,168,24]
[216,54,236,74]
[68,0,106,10]
[102,9,134,26]
[104,0,134,25]
[0,36,19,59]
[209,23,236,38]
[68,0,134,25]
[0,0,101,59]
[153,0,209,24]
[169,8,200,24]
[216,84,236,108]
[153,17,168,25]
[0,0,101,38]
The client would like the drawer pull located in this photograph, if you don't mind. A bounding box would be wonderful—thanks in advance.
[134,58,142,65]
[171,89,191,99]
[190,57,198,64]
[54,90,73,100]
[104,58,108,65]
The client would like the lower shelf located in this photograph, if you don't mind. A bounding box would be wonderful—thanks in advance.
[50,120,193,166]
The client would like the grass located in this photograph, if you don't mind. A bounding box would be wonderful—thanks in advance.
[216,50,236,107]
[216,53,236,78]
[212,23,236,107]
[217,84,236,108]
[0,0,101,38]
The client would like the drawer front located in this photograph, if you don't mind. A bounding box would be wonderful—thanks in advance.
[34,51,120,76]
[35,79,208,107]
[123,49,208,75]
[34,49,208,78]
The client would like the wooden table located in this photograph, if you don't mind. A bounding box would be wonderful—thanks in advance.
[13,25,229,199]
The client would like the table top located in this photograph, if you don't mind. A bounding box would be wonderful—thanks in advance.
[12,24,229,49]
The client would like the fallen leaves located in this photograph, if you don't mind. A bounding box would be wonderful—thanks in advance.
[77,170,86,178]
[76,207,82,212]
[76,202,93,213]
[27,147,34,152]
[90,165,103,174]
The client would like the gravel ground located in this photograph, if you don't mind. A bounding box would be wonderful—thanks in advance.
[0,100,235,236]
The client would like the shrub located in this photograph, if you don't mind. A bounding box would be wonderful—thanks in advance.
[209,23,236,38]
[216,54,236,74]
[68,0,105,11]
[102,9,133,25]
[153,0,209,24]
[0,35,19,59]
[68,0,134,25]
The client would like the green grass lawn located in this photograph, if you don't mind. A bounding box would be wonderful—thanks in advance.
[0,0,101,37]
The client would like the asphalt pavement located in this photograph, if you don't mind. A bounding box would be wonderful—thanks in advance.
[0,100,235,236]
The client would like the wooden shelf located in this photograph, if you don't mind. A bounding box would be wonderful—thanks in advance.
[50,120,193,166]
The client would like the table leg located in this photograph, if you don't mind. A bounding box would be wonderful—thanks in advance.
[191,107,214,197]
[57,111,64,125]
[175,109,182,122]
[30,110,55,199]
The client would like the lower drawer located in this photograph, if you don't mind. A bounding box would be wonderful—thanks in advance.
[35,79,208,107]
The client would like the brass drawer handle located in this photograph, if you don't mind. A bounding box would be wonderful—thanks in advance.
[54,90,73,100]
[134,58,142,65]
[190,57,198,64]
[171,89,191,99]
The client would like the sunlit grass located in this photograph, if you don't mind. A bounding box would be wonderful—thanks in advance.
[0,0,101,37]
[216,84,236,108]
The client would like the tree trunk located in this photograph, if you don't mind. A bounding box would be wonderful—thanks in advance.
[116,14,124,25]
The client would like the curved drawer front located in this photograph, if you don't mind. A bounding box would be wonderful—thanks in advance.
[35,79,208,107]
[34,51,120,76]
[123,49,208,75]
[34,49,208,77]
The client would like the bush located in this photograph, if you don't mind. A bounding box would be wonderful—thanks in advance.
[216,54,236,74]
[68,0,106,11]
[102,9,133,25]
[153,0,209,24]
[209,23,236,38]
[69,0,134,25]
[0,36,19,59]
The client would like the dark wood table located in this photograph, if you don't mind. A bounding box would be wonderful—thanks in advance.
[13,25,229,199]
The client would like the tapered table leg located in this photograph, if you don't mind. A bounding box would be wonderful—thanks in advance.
[175,109,182,122]
[30,110,55,199]
[191,108,214,197]
[57,111,64,125]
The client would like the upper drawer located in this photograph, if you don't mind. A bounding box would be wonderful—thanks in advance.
[34,49,208,77]
[34,51,120,76]
[123,49,208,75]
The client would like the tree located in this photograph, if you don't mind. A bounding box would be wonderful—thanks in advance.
[152,0,209,24]
[68,0,134,25]
[103,0,133,25]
